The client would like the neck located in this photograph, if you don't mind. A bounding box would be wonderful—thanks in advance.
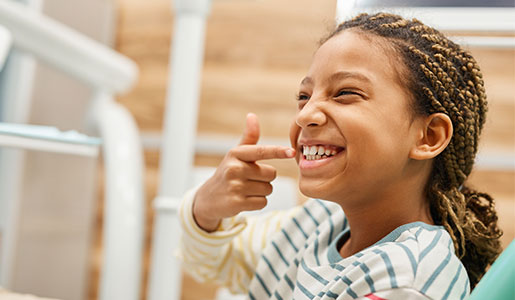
[338,181,433,258]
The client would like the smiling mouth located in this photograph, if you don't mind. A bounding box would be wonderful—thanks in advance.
[302,145,345,161]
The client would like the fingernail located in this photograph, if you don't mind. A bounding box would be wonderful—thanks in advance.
[285,149,294,157]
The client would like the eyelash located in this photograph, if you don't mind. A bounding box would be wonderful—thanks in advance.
[295,90,361,102]
[296,93,310,101]
[335,90,360,98]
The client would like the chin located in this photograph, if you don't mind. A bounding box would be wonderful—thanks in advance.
[299,179,330,200]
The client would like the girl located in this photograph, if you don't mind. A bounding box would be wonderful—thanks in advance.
[179,13,502,299]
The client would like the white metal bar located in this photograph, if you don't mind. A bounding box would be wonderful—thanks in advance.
[0,123,101,157]
[336,7,515,33]
[0,25,11,70]
[0,134,99,157]
[0,0,41,285]
[140,131,289,154]
[148,1,211,299]
[158,0,211,201]
[451,35,515,49]
[475,152,515,171]
[90,91,145,300]
[0,0,138,93]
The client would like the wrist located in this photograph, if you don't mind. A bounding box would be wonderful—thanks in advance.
[192,195,221,232]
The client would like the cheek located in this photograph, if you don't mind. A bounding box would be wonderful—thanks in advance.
[289,120,301,149]
[345,112,409,167]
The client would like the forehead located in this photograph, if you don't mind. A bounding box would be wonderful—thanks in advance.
[305,30,401,86]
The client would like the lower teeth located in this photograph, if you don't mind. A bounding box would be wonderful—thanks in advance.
[305,155,332,161]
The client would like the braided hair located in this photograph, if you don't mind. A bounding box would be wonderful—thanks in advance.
[323,12,502,288]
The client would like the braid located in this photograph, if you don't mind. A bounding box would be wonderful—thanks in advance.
[324,13,502,288]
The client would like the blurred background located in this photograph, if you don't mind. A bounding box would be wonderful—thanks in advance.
[0,0,513,299]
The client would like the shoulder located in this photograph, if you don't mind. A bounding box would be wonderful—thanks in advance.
[337,223,470,299]
[405,224,470,299]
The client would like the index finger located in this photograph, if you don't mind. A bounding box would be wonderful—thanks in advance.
[231,145,295,162]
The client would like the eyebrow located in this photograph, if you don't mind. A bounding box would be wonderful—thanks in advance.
[300,71,372,86]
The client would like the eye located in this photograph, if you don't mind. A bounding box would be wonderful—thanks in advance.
[334,89,364,102]
[335,90,360,97]
[295,93,310,109]
[296,93,310,101]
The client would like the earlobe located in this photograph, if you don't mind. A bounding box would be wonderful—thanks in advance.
[409,113,453,160]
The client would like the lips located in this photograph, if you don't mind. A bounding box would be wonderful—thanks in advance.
[295,139,345,173]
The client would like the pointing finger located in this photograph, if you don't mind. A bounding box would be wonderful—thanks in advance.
[232,145,295,162]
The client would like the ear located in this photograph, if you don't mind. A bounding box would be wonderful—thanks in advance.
[409,113,453,160]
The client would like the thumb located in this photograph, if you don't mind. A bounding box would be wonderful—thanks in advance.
[239,113,260,145]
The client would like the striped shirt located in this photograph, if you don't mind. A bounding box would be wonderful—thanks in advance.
[179,189,470,299]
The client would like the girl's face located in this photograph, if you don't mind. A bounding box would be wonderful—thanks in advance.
[290,30,421,205]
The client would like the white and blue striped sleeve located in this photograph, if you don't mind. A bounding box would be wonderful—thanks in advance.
[354,288,431,300]
[413,230,470,300]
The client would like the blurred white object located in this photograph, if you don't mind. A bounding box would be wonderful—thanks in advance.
[0,0,40,292]
[0,123,100,156]
[89,91,145,300]
[0,0,137,92]
[0,1,144,300]
[336,2,515,49]
[0,25,11,70]
[147,0,212,299]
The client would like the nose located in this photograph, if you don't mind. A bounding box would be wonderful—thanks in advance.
[296,99,327,128]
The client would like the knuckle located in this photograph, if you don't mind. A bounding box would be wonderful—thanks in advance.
[255,146,265,159]
[223,162,244,179]
[227,148,238,157]
[275,148,283,158]
[228,180,245,194]
[229,195,245,206]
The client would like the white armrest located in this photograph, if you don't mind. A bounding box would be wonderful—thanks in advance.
[0,123,100,157]
[0,0,137,93]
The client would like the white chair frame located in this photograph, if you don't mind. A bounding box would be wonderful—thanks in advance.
[0,1,145,299]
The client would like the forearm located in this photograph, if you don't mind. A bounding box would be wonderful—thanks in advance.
[178,187,300,293]
[179,187,253,293]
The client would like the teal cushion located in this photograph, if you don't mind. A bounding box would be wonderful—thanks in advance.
[469,239,515,300]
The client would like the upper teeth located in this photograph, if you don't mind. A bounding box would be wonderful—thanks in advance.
[302,145,338,157]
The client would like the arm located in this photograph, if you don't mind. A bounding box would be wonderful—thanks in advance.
[179,186,300,293]
[178,113,296,293]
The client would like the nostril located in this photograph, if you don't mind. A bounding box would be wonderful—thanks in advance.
[308,122,318,127]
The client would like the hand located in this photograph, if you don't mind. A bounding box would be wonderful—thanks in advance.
[193,113,296,232]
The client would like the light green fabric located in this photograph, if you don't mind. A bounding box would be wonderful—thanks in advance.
[469,239,515,300]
